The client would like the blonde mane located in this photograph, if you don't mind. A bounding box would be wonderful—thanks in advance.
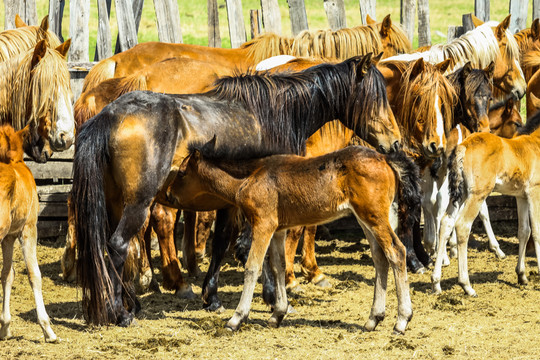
[378,21,412,56]
[0,26,61,62]
[0,46,71,131]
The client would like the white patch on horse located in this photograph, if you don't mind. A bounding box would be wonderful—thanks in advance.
[456,124,463,145]
[255,55,297,71]
[435,94,444,147]
[515,59,525,81]
[56,94,75,145]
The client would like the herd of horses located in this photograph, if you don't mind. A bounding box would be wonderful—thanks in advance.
[0,12,539,341]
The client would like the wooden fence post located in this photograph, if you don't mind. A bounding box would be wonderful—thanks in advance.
[509,0,528,33]
[226,0,247,48]
[154,0,183,43]
[359,0,376,25]
[324,0,347,30]
[115,0,139,51]
[288,0,308,35]
[462,13,475,33]
[48,0,65,42]
[4,0,20,29]
[250,9,261,39]
[4,0,37,29]
[417,0,431,47]
[400,0,416,43]
[208,0,222,47]
[534,0,540,21]
[474,0,490,22]
[96,0,113,60]
[69,0,90,62]
[115,0,144,53]
[261,0,282,34]
[447,25,464,42]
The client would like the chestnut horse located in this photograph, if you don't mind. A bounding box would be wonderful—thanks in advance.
[0,39,75,162]
[0,125,57,342]
[432,111,540,296]
[171,140,420,334]
[72,55,402,326]
[81,14,410,93]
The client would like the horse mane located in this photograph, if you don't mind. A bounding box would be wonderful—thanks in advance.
[208,56,387,154]
[514,27,534,57]
[522,44,540,69]
[378,20,412,55]
[4,46,71,130]
[0,125,23,164]
[0,26,61,62]
[240,33,295,64]
[517,110,540,135]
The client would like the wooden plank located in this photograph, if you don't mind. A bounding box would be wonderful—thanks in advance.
[154,0,183,43]
[260,0,282,34]
[69,0,90,62]
[37,221,68,239]
[462,13,475,33]
[535,0,540,22]
[39,202,68,218]
[324,0,347,30]
[509,0,528,33]
[417,0,431,47]
[24,0,38,26]
[226,0,247,48]
[400,0,416,43]
[359,0,376,25]
[4,0,20,29]
[250,9,261,39]
[288,0,309,35]
[115,0,139,51]
[39,192,70,202]
[474,0,490,22]
[96,0,113,61]
[37,184,72,195]
[115,0,144,54]
[26,162,73,180]
[447,25,464,42]
[208,0,222,47]
[48,0,65,42]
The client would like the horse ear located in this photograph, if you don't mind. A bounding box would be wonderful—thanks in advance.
[380,14,392,37]
[357,53,372,79]
[365,14,377,25]
[532,18,540,40]
[435,58,452,73]
[39,15,49,31]
[461,61,472,78]
[471,14,484,27]
[484,61,495,79]
[55,38,71,59]
[372,52,383,66]
[410,58,425,79]
[496,15,511,41]
[31,40,48,69]
[505,98,515,114]
[203,135,217,151]
[15,14,27,28]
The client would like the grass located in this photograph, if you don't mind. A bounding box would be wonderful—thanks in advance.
[0,0,536,60]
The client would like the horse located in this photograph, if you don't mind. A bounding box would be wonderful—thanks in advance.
[0,39,75,162]
[0,15,61,62]
[432,110,540,296]
[383,15,526,102]
[0,124,57,343]
[72,55,402,326]
[80,14,410,93]
[172,138,420,334]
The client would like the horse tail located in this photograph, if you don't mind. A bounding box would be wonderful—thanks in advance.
[448,145,466,205]
[82,58,116,94]
[72,111,115,325]
[74,94,99,130]
[385,150,422,240]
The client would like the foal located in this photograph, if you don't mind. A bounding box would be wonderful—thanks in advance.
[0,125,57,342]
[170,140,421,334]
[432,111,540,296]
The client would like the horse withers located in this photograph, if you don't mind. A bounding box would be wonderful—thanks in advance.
[0,125,57,342]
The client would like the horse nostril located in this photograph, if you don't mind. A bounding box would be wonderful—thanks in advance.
[392,141,401,152]
[377,144,387,154]
[429,142,438,154]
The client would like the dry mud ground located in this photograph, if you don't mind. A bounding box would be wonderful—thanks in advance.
[1,222,539,359]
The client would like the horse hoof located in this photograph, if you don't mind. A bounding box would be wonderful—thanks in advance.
[392,328,405,336]
[225,321,240,332]
[176,286,197,299]
[431,282,442,295]
[287,285,304,295]
[268,315,284,328]
[117,314,135,327]
[517,275,529,286]
[45,336,59,344]
[314,277,332,288]
[204,302,225,313]
[287,304,297,314]
[413,266,426,274]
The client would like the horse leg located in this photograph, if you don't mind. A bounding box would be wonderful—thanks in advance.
[435,175,451,266]
[301,225,330,287]
[528,193,540,278]
[182,210,201,276]
[267,231,288,328]
[141,223,161,293]
[284,227,302,290]
[421,175,438,255]
[195,211,215,261]
[516,198,532,285]
[478,201,506,259]
[0,235,15,340]
[61,196,77,282]
[432,202,460,294]
[19,224,57,342]
[413,220,432,268]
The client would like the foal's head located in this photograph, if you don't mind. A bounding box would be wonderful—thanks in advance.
[0,125,24,164]
[373,14,412,58]
[488,98,523,138]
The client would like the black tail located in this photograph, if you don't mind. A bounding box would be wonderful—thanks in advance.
[448,146,466,206]
[73,111,116,325]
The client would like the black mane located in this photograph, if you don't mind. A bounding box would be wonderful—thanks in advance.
[517,110,540,135]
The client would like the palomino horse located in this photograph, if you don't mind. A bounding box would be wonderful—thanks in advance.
[0,15,61,61]
[384,15,526,101]
[0,39,75,162]
[81,14,410,93]
[432,111,540,296]
[72,55,402,326]
[0,125,57,342]
[171,140,420,334]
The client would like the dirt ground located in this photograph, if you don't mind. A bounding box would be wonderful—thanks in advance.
[0,221,539,359]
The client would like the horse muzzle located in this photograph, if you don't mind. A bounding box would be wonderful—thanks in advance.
[50,132,74,152]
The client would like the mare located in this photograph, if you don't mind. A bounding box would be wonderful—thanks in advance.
[72,55,402,326]
[0,39,75,162]
[432,111,540,296]
[0,124,57,342]
[81,14,410,93]
[170,139,420,334]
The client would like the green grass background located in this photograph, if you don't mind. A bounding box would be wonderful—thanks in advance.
[0,0,536,60]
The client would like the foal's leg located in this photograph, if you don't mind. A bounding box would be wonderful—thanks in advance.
[516,197,532,285]
[195,211,215,260]
[421,175,438,255]
[267,231,288,328]
[478,201,506,259]
[284,227,303,290]
[19,224,57,342]
[182,210,201,276]
[528,193,540,279]
[301,225,330,287]
[61,196,77,282]
[0,235,15,340]
[432,202,460,294]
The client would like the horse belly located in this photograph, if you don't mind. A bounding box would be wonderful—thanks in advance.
[277,201,352,229]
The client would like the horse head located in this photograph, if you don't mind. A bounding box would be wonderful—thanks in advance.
[489,98,523,138]
[0,124,25,164]
[376,14,412,58]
